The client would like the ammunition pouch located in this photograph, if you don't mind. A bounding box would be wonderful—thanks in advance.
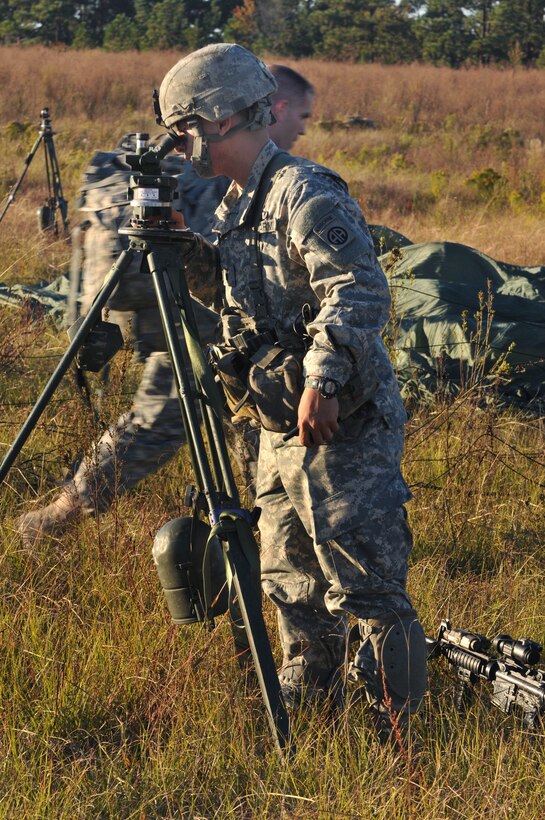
[209,346,260,423]
[213,299,379,431]
[212,335,378,434]
[208,326,279,425]
[247,345,304,433]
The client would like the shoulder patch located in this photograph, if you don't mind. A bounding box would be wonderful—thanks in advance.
[290,191,373,270]
[314,210,355,251]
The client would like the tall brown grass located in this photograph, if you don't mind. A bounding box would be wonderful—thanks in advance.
[3,46,545,264]
[3,46,545,135]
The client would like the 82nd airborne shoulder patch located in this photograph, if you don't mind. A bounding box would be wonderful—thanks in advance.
[313,210,356,252]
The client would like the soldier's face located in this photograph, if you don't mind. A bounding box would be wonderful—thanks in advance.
[270,91,314,151]
[173,117,222,178]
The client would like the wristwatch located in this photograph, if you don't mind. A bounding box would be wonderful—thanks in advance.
[304,375,341,399]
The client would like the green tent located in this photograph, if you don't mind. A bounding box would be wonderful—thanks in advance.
[382,241,545,407]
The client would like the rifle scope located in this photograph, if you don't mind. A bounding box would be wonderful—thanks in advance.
[492,635,542,667]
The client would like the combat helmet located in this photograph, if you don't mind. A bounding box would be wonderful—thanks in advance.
[159,43,278,131]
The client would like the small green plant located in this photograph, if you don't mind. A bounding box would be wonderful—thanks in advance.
[508,189,525,214]
[430,169,449,199]
[465,167,507,201]
[356,143,392,168]
[471,124,522,154]
[4,121,32,141]
[389,152,409,170]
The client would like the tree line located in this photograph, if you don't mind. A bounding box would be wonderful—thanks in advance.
[1,0,544,68]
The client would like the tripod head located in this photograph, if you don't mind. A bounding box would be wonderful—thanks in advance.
[123,132,181,231]
[39,108,53,135]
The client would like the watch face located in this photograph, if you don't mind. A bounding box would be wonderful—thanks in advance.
[305,376,339,397]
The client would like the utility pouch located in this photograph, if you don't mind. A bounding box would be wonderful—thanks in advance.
[209,346,260,423]
[247,345,304,433]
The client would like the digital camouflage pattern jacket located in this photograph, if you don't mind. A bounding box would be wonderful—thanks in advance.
[184,139,407,428]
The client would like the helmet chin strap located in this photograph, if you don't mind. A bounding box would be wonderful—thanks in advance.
[190,105,272,178]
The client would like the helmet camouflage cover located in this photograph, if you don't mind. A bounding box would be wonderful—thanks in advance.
[159,43,278,130]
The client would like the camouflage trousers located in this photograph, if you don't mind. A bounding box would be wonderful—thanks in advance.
[257,412,416,677]
[71,351,259,512]
[71,288,260,512]
[72,352,185,513]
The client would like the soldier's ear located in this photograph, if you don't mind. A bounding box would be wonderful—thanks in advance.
[271,98,288,123]
[218,116,235,136]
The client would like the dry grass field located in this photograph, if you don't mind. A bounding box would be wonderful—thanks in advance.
[1,46,545,817]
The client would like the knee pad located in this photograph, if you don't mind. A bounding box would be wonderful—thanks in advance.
[361,610,428,716]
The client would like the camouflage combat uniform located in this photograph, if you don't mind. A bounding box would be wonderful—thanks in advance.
[183,139,427,714]
[70,158,231,513]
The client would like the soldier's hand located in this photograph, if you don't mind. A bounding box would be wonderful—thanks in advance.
[170,208,187,229]
[297,389,339,447]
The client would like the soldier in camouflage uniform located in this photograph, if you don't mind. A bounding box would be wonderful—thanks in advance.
[159,43,427,737]
[17,65,314,540]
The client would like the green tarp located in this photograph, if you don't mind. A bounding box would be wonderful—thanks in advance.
[0,273,70,329]
[383,241,545,407]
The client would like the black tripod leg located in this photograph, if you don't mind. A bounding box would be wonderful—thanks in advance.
[149,259,220,513]
[160,250,240,502]
[0,132,43,226]
[225,534,291,755]
[0,249,135,484]
[148,251,292,756]
[43,132,69,234]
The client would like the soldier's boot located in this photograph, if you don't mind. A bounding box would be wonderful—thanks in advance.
[16,485,83,546]
[279,655,345,714]
[348,609,428,746]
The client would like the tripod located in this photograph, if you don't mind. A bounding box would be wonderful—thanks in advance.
[0,107,69,235]
[0,134,291,756]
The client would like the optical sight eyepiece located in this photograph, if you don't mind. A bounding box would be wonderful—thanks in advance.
[492,634,542,667]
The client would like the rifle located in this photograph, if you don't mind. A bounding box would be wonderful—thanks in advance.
[426,619,545,729]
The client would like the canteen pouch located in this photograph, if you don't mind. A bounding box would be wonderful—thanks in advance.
[247,344,304,433]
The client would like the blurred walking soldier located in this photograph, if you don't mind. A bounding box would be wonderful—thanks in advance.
[158,43,428,738]
[17,65,314,543]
